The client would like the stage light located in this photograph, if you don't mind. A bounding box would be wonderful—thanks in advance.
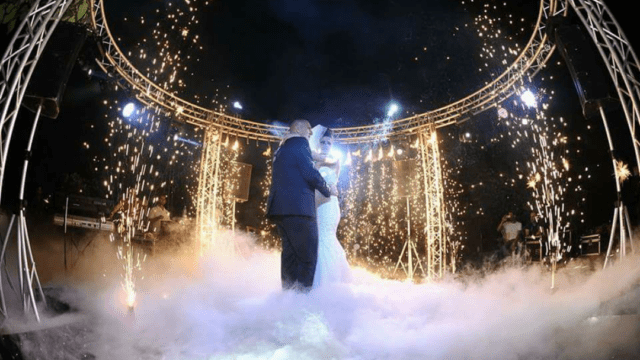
[330,148,343,163]
[459,131,473,142]
[497,107,508,118]
[123,102,136,117]
[174,136,202,147]
[233,101,242,110]
[387,102,399,117]
[521,90,537,108]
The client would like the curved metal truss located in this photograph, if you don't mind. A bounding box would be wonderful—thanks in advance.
[0,0,73,204]
[0,0,73,321]
[2,1,639,194]
[569,0,640,170]
[89,0,566,144]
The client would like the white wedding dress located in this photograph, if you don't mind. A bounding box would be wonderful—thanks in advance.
[313,166,351,288]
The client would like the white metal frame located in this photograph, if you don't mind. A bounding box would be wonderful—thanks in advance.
[419,127,447,279]
[0,0,73,321]
[0,0,73,204]
[88,0,565,143]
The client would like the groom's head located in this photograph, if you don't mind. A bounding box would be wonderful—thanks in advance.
[289,119,313,140]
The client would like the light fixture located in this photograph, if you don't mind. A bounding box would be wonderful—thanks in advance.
[521,90,537,108]
[387,102,399,117]
[122,102,136,118]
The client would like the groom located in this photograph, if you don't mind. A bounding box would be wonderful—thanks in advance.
[267,119,335,291]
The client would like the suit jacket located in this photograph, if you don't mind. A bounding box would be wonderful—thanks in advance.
[266,136,332,218]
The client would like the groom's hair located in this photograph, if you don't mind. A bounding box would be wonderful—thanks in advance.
[289,119,310,134]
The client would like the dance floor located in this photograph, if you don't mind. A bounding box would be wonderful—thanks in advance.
[2,227,640,360]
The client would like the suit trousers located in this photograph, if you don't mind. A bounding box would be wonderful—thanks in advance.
[273,216,318,290]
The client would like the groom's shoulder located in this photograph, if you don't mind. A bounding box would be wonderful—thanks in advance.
[284,137,309,148]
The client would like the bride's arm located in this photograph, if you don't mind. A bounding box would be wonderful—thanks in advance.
[316,189,331,206]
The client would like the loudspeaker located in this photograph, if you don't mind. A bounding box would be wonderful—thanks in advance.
[22,22,88,119]
[554,24,618,119]
[228,161,252,202]
[393,160,417,198]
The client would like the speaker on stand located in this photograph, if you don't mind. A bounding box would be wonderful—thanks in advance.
[228,161,252,233]
[392,159,426,280]
[22,21,89,119]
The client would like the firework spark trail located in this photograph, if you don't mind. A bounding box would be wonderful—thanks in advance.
[90,100,202,310]
[494,87,587,269]
[87,0,212,309]
[453,0,601,266]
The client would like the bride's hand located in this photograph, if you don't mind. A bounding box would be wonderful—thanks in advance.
[312,152,326,162]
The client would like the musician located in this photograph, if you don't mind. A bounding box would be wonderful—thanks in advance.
[109,188,146,234]
[524,211,544,239]
[148,194,171,234]
[497,211,522,257]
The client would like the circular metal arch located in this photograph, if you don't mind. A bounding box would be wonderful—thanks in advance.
[89,0,565,143]
[569,0,640,173]
[0,0,74,204]
[2,0,640,199]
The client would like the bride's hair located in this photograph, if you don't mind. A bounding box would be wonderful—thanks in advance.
[322,128,333,139]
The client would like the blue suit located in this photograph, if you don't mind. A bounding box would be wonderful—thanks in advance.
[267,136,331,290]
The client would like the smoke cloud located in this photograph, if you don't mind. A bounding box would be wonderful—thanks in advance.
[5,230,640,359]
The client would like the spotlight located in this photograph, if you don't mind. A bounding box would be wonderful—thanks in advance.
[330,148,344,163]
[387,102,399,117]
[122,102,136,118]
[521,90,537,108]
[233,101,243,110]
[459,131,473,143]
[497,107,508,118]
[174,136,202,147]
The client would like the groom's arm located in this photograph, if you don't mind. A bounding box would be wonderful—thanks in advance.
[295,139,332,198]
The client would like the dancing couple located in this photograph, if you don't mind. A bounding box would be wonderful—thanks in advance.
[266,119,351,291]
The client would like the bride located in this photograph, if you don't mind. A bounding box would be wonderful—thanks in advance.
[310,126,352,288]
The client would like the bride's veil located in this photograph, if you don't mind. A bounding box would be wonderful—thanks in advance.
[309,125,328,154]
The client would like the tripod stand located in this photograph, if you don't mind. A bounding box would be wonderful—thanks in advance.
[0,104,46,321]
[598,106,635,269]
[394,196,426,280]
